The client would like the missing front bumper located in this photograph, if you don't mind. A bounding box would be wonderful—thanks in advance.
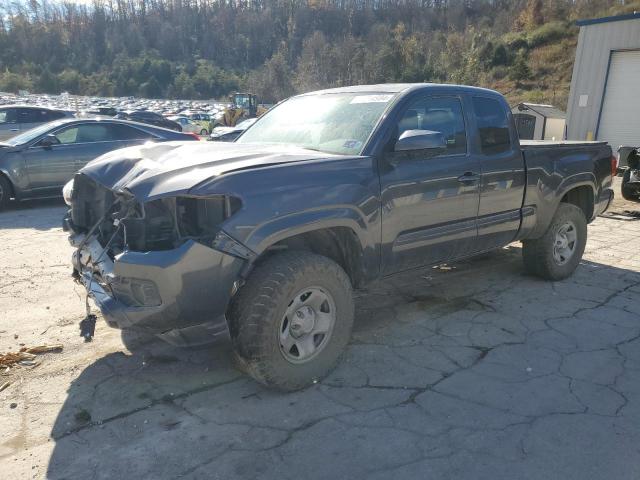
[71,235,245,346]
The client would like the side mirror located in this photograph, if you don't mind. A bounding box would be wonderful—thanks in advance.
[394,129,447,152]
[38,134,59,149]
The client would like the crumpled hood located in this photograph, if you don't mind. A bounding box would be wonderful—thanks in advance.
[80,141,342,200]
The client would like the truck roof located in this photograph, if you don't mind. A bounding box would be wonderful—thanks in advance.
[299,83,502,97]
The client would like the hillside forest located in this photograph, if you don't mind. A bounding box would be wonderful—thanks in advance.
[0,0,638,108]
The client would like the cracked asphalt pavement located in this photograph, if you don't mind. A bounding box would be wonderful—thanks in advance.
[1,183,640,480]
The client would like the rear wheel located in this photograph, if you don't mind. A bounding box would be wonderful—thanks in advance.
[200,129,208,136]
[522,203,587,281]
[228,251,354,391]
[0,175,12,211]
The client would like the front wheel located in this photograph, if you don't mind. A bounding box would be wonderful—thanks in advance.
[200,129,208,136]
[522,203,587,281]
[228,251,354,391]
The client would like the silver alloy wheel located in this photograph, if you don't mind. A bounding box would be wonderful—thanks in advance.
[553,221,577,265]
[279,286,336,364]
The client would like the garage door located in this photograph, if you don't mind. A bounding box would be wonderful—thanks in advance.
[598,50,640,150]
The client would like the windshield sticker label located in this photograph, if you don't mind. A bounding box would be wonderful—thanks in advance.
[350,94,394,104]
[343,140,363,149]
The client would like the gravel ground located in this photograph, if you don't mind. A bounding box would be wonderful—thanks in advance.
[1,180,639,480]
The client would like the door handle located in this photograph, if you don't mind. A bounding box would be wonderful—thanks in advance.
[457,172,480,184]
[10,128,19,132]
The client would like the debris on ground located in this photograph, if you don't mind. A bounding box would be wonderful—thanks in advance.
[0,344,63,370]
[0,381,10,392]
[22,344,63,354]
[433,264,455,271]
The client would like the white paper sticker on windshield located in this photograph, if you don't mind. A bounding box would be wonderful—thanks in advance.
[350,94,394,104]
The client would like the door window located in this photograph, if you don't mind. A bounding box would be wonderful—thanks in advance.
[397,97,467,154]
[54,124,112,144]
[46,110,68,121]
[17,108,51,124]
[109,124,155,140]
[472,97,512,155]
[0,108,17,124]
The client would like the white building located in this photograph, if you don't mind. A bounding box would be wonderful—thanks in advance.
[566,12,640,165]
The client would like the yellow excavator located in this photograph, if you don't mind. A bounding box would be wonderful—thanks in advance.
[212,93,268,128]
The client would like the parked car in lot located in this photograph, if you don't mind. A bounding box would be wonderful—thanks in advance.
[621,146,640,202]
[65,83,615,391]
[0,105,74,141]
[169,115,209,135]
[0,118,198,209]
[182,111,212,131]
[115,110,182,132]
[209,117,257,142]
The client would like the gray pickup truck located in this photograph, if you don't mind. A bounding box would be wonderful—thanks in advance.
[64,84,616,390]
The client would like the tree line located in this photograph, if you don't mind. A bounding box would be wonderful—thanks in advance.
[0,0,633,107]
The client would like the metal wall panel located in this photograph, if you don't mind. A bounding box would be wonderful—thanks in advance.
[566,18,640,141]
[597,50,640,149]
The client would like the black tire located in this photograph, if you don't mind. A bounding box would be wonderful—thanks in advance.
[200,129,208,136]
[621,169,640,202]
[228,251,355,391]
[0,175,11,211]
[522,203,587,281]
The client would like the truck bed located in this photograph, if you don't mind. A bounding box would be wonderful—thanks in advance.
[519,138,613,239]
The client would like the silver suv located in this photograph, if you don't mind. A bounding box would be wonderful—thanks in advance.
[0,105,74,141]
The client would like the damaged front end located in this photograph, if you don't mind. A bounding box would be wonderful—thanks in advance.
[64,173,252,346]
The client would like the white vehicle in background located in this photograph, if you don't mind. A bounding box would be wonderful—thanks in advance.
[209,117,257,142]
[168,115,209,136]
[183,111,212,132]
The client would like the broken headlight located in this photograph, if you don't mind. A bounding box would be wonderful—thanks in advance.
[121,195,243,253]
[176,195,242,238]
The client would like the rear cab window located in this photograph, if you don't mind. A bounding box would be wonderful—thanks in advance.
[472,97,512,155]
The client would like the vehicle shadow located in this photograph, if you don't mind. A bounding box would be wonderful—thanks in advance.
[0,198,67,231]
[42,246,640,479]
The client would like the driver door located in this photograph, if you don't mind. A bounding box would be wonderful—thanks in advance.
[379,95,481,275]
[22,123,114,192]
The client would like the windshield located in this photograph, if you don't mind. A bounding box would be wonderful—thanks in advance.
[237,92,396,155]
[6,122,64,146]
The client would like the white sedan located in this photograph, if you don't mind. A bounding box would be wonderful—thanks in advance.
[168,116,209,136]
